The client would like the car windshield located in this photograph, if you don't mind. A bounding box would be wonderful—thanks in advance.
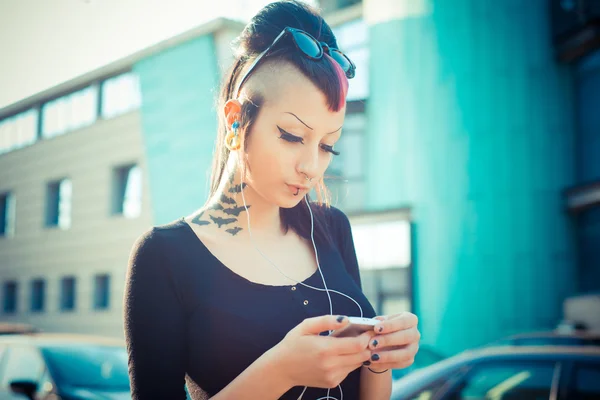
[42,344,129,389]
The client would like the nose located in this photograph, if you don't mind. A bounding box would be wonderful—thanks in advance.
[297,144,320,180]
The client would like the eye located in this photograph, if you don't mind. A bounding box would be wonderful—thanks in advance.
[277,126,340,156]
[277,127,304,143]
[320,144,340,156]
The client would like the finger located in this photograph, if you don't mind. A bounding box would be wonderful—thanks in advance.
[368,326,420,350]
[374,312,418,334]
[300,315,349,335]
[335,348,372,369]
[368,342,419,368]
[323,331,372,355]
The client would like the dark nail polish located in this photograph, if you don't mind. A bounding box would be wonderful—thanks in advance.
[371,354,380,362]
[362,361,371,366]
[337,316,345,323]
[372,339,378,348]
[378,326,383,333]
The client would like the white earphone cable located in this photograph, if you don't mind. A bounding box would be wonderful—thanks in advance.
[239,176,363,400]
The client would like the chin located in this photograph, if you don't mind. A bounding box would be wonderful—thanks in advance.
[276,193,306,209]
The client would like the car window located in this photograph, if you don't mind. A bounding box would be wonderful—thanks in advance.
[444,361,556,400]
[405,378,452,399]
[568,361,600,400]
[0,346,45,387]
[42,344,129,389]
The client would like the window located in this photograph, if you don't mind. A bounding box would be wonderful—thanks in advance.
[41,86,98,138]
[446,361,556,400]
[0,192,16,237]
[93,274,110,310]
[0,346,45,387]
[101,72,141,118]
[112,164,142,218]
[46,179,72,229]
[0,109,38,154]
[569,362,600,399]
[60,277,76,311]
[406,377,453,399]
[30,279,45,312]
[333,18,368,101]
[3,281,17,313]
[326,107,367,211]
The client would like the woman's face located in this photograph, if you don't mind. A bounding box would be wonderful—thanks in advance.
[241,64,346,208]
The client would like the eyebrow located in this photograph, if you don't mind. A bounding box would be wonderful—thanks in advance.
[284,112,342,135]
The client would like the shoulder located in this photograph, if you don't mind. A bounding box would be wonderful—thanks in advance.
[130,217,189,255]
[310,204,353,243]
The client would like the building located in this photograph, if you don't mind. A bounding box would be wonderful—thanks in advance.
[1,0,598,358]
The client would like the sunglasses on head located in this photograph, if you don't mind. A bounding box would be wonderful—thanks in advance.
[233,27,356,98]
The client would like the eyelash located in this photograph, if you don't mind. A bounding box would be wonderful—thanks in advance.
[277,127,341,156]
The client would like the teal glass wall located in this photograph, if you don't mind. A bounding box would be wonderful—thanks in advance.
[134,35,220,225]
[366,0,578,355]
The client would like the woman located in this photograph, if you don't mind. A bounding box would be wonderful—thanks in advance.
[123,1,420,399]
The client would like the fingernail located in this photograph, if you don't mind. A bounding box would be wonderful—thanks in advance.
[377,326,384,333]
[336,316,346,323]
[362,361,371,366]
[371,354,380,362]
[372,339,378,348]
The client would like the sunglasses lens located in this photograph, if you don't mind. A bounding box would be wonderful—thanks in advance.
[292,31,322,58]
[330,50,355,78]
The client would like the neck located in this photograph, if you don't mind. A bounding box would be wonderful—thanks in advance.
[190,156,283,237]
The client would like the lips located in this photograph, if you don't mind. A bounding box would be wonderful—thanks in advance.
[287,184,310,196]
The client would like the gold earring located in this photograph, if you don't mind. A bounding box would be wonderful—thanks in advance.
[226,121,241,151]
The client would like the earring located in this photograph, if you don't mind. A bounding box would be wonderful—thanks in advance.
[225,121,241,151]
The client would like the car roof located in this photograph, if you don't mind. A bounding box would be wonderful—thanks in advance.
[0,332,124,347]
[393,345,600,397]
[468,345,600,357]
[504,330,600,340]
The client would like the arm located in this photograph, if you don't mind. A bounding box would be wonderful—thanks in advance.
[124,229,189,399]
[210,348,291,399]
[359,368,392,400]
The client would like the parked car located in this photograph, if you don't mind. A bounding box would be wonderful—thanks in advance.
[391,345,600,399]
[0,324,38,335]
[0,333,129,400]
[392,345,446,380]
[488,330,600,348]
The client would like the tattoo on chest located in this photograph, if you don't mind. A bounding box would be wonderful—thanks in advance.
[190,178,251,235]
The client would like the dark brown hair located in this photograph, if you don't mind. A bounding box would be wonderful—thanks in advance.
[209,0,348,244]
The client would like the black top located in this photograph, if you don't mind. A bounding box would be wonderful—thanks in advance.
[124,206,376,400]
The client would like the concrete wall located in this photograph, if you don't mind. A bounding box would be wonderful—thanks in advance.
[0,112,153,338]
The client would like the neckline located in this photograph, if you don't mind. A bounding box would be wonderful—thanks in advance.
[177,217,321,290]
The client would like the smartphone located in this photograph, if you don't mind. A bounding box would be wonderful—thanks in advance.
[330,317,378,338]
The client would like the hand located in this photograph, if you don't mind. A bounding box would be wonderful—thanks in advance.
[364,312,420,372]
[270,315,375,389]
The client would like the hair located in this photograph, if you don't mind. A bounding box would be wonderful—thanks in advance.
[208,0,348,244]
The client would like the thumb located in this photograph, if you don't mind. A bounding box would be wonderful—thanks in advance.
[299,315,349,335]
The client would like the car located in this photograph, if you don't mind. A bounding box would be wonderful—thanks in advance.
[0,333,130,400]
[488,330,600,348]
[0,323,38,335]
[391,345,600,400]
[392,345,446,380]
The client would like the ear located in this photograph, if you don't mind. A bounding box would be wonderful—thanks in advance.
[224,99,242,127]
